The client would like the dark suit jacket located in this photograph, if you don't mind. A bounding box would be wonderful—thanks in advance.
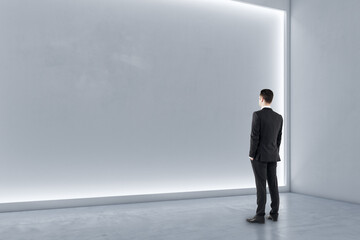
[249,107,283,162]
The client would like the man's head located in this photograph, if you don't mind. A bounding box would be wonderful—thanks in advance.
[259,89,273,107]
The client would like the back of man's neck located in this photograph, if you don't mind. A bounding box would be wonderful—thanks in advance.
[261,105,271,109]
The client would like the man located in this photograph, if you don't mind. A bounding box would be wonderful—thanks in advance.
[246,89,283,224]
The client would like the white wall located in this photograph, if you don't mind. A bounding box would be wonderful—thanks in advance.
[0,0,287,205]
[240,0,289,11]
[291,0,360,203]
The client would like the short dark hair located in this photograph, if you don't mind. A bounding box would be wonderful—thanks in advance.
[260,89,273,103]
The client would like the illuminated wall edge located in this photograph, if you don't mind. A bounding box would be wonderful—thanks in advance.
[0,0,290,212]
[0,187,289,213]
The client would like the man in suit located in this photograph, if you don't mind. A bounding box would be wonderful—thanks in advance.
[246,89,283,224]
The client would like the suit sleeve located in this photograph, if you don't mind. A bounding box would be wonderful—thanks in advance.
[277,116,283,150]
[249,112,260,158]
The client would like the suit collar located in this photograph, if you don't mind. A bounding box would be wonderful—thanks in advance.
[261,106,272,110]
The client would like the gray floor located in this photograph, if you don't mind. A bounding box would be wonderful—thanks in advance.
[0,193,359,240]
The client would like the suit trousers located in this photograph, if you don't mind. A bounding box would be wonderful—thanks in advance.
[251,160,279,217]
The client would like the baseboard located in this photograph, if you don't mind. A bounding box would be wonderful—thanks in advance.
[0,186,289,213]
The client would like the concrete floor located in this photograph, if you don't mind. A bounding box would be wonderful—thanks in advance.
[0,193,359,240]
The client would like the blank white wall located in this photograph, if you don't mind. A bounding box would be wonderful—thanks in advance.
[0,0,286,204]
[291,0,360,203]
[240,0,288,10]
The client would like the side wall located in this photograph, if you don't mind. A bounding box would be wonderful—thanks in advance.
[291,0,360,203]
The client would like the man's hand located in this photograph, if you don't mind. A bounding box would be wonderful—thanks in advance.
[249,157,254,161]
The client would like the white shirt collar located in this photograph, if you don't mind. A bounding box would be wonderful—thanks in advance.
[261,106,272,109]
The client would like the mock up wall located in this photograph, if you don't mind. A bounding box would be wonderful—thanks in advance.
[0,0,285,204]
[291,0,360,203]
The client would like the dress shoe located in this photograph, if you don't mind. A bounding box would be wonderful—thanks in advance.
[267,214,278,221]
[246,216,265,224]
